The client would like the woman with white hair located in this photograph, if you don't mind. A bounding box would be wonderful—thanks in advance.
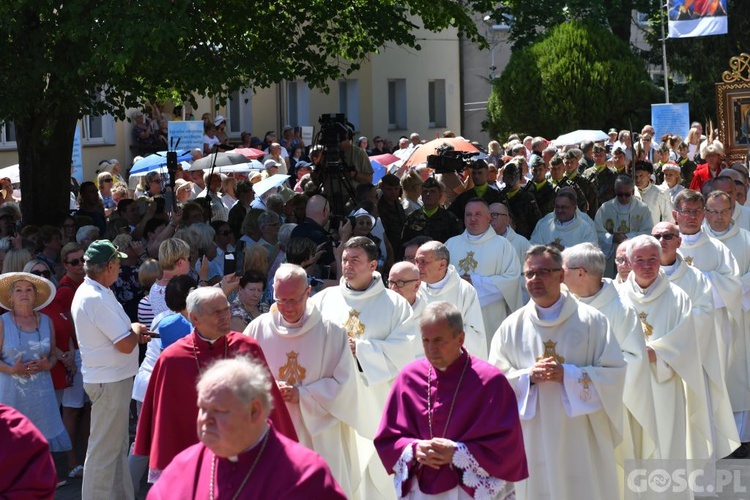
[659,163,685,203]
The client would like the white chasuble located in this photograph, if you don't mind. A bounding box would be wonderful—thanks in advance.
[445,228,522,344]
[594,198,653,258]
[420,265,487,360]
[621,271,714,461]
[529,212,598,250]
[639,183,674,225]
[244,304,363,497]
[578,279,658,463]
[489,292,626,500]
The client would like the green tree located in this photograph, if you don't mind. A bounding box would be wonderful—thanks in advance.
[486,20,656,140]
[0,0,495,225]
[643,0,750,126]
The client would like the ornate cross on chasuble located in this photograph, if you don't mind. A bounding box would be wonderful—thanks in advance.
[278,351,306,385]
[577,371,592,402]
[536,340,565,363]
[638,311,654,338]
[344,309,365,338]
[458,251,478,275]
[684,256,694,266]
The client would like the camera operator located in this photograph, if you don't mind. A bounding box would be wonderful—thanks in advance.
[448,159,506,225]
[290,194,351,279]
[340,128,373,188]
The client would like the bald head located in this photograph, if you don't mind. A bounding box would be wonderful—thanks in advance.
[388,261,421,305]
[651,221,681,265]
[305,195,329,225]
[489,202,510,235]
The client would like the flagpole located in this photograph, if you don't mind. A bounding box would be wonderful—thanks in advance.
[660,0,670,103]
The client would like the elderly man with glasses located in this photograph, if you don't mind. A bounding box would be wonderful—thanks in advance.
[594,175,653,277]
[490,245,626,500]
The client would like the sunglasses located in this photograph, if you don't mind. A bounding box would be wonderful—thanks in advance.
[103,178,113,183]
[652,233,677,241]
[30,269,52,279]
[66,258,83,266]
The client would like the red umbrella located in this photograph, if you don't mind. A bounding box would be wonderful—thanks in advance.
[370,153,400,166]
[404,138,479,167]
[233,147,266,159]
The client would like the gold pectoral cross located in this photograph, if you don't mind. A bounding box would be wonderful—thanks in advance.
[344,309,365,338]
[578,370,592,402]
[278,351,306,386]
[638,311,654,338]
[536,340,565,363]
[684,256,694,266]
[458,251,478,275]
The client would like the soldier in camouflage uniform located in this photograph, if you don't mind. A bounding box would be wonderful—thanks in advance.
[582,144,617,208]
[550,154,588,215]
[524,155,557,215]
[563,148,598,219]
[401,177,462,244]
[498,161,540,239]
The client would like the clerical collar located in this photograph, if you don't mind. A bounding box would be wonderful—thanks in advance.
[427,270,451,290]
[535,294,565,320]
[195,331,218,345]
[556,216,576,227]
[680,231,701,244]
[616,200,632,213]
[346,276,377,292]
[661,259,678,276]
[226,425,269,463]
[466,229,489,241]
[709,226,730,237]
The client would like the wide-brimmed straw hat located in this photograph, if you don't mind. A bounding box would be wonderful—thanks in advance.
[0,272,56,311]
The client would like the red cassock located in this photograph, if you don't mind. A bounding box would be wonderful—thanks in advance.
[134,331,297,472]
[374,352,529,498]
[146,424,346,499]
[0,404,58,499]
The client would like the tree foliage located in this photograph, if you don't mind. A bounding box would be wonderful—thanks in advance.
[642,0,750,126]
[486,21,656,140]
[0,0,497,225]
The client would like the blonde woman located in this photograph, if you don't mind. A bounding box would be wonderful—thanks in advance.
[487,140,503,166]
[96,171,116,215]
[685,127,701,161]
[400,170,423,216]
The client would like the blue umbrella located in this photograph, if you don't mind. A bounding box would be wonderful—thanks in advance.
[130,150,193,175]
[371,159,387,185]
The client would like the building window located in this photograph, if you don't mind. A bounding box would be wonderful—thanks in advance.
[0,122,17,150]
[339,80,360,130]
[287,81,310,127]
[80,113,115,145]
[226,89,253,139]
[428,80,446,128]
[388,79,407,131]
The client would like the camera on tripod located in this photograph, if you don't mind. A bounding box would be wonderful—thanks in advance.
[427,143,480,174]
[316,113,356,175]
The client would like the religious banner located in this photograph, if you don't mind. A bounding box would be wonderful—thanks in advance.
[668,0,728,38]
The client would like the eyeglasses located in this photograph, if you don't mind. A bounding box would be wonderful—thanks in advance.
[676,208,704,216]
[30,269,52,279]
[490,212,508,219]
[103,178,113,183]
[705,208,732,216]
[615,257,628,265]
[65,258,83,266]
[521,268,561,279]
[615,192,633,198]
[652,233,677,241]
[386,278,420,288]
[273,289,308,306]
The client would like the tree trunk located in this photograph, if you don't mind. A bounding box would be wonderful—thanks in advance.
[15,112,78,227]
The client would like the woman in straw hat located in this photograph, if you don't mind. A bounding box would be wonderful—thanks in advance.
[0,272,71,452]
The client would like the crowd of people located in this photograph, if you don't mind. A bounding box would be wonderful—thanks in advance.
[2,115,750,500]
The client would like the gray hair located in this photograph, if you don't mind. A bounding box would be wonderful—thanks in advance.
[274,263,308,287]
[188,223,216,252]
[419,241,450,263]
[76,225,99,245]
[196,356,273,412]
[627,235,661,261]
[419,301,463,337]
[562,243,605,277]
[614,175,634,190]
[257,210,280,229]
[84,259,110,277]
[186,287,227,318]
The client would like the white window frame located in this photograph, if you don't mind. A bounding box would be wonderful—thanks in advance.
[0,122,17,150]
[226,89,253,139]
[80,113,115,145]
[388,79,407,131]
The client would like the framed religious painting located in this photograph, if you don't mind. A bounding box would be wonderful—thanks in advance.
[716,53,750,164]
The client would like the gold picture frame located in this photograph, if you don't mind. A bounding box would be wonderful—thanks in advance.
[716,53,750,163]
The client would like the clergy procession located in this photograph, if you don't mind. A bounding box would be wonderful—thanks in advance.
[7,123,750,500]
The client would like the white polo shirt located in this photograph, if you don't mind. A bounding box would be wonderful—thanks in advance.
[71,276,137,384]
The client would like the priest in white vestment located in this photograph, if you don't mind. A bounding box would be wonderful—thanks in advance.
[386,261,425,319]
[702,192,750,446]
[562,243,658,466]
[244,264,363,496]
[445,199,522,344]
[491,202,532,304]
[620,235,714,461]
[595,175,653,277]
[415,241,487,359]
[530,191,598,250]
[310,236,416,499]
[490,245,626,500]
[634,161,673,225]
[713,174,750,232]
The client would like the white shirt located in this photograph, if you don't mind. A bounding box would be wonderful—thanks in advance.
[71,276,136,384]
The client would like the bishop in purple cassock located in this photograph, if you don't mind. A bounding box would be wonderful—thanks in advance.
[375,302,528,499]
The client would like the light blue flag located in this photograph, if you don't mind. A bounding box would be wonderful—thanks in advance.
[667,0,728,38]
